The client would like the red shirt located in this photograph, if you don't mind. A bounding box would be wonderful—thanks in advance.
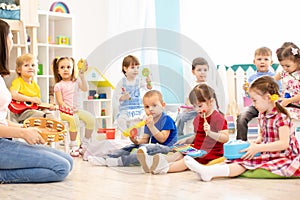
[193,110,227,164]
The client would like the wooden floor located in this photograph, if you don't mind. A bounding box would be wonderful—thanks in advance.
[1,156,300,200]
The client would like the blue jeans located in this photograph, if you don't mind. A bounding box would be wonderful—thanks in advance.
[107,143,171,166]
[176,111,197,136]
[236,105,259,141]
[0,139,73,184]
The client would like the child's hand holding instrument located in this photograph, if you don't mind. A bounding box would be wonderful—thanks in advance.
[202,109,208,136]
[123,121,146,138]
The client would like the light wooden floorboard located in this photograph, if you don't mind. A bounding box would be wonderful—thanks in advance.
[1,157,300,200]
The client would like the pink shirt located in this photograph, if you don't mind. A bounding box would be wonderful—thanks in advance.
[54,79,81,109]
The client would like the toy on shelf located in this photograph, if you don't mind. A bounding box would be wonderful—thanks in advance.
[50,1,70,13]
[224,140,261,159]
[172,144,207,158]
[56,36,70,45]
[123,121,146,138]
[77,58,88,73]
[142,68,152,87]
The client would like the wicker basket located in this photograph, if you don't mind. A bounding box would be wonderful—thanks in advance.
[23,117,67,143]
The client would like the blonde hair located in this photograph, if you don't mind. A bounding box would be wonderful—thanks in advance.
[143,90,164,104]
[15,53,36,76]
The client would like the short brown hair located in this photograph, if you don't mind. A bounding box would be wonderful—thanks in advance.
[254,47,272,57]
[192,57,209,70]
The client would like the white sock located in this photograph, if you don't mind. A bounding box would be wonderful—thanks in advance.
[184,155,229,181]
[88,156,106,166]
[152,154,169,175]
[106,157,123,167]
[70,141,77,147]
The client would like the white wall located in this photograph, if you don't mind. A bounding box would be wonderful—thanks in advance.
[38,0,110,60]
[38,0,300,66]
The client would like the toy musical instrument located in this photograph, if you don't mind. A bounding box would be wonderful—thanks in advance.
[224,140,261,159]
[77,58,88,72]
[123,121,146,137]
[172,144,207,158]
[180,105,193,109]
[142,68,151,87]
[202,109,208,136]
[23,117,67,143]
[8,100,74,115]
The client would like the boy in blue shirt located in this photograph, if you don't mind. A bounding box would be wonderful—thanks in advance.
[236,47,281,141]
[88,90,177,167]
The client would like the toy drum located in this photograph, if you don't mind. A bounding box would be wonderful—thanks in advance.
[224,140,260,159]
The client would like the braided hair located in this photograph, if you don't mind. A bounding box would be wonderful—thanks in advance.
[249,76,290,118]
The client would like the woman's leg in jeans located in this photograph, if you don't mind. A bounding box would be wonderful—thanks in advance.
[236,106,259,141]
[0,139,73,183]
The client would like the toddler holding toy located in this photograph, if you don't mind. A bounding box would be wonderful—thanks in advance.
[185,76,300,181]
[88,90,177,168]
[114,55,152,138]
[236,47,281,141]
[137,84,229,174]
[274,42,300,119]
[53,57,95,157]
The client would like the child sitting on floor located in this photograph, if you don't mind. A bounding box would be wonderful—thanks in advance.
[185,76,300,181]
[137,84,229,174]
[88,90,177,167]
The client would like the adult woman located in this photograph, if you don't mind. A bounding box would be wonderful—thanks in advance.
[0,19,73,184]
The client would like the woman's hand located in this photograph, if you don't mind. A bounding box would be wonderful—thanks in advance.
[240,142,260,160]
[21,127,45,145]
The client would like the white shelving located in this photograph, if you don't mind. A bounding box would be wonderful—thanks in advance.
[37,10,73,104]
[83,67,115,130]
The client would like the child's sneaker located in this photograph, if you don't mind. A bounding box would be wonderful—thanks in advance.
[79,137,91,155]
[88,156,106,166]
[70,146,80,157]
[136,146,153,173]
